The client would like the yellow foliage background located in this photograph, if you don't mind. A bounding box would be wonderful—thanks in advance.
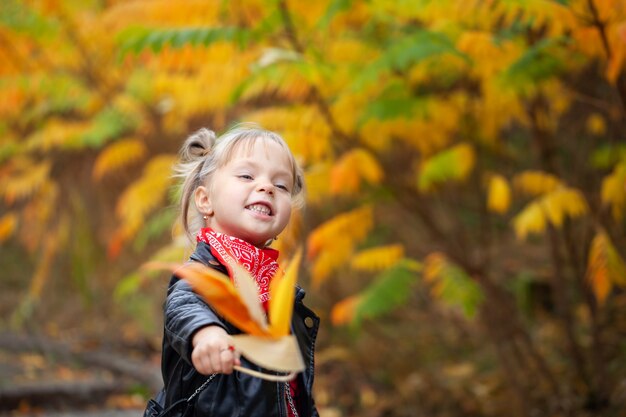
[1,0,626,415]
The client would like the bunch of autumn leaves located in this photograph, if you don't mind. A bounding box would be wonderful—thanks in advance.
[161,251,305,380]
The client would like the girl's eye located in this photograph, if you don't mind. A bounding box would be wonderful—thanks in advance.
[239,174,253,180]
[276,184,290,192]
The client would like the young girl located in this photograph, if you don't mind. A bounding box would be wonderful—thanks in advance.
[159,125,319,417]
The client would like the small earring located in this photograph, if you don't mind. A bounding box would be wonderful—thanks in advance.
[203,214,208,220]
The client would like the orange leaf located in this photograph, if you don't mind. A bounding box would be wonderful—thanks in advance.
[0,212,18,243]
[331,294,362,326]
[174,262,270,337]
[586,231,626,306]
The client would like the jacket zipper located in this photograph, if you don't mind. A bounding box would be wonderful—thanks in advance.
[285,381,299,417]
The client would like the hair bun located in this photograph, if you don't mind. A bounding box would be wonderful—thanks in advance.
[180,128,217,162]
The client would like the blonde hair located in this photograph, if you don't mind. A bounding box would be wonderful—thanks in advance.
[175,124,305,240]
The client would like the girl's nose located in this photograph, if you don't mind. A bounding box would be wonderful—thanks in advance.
[257,181,274,195]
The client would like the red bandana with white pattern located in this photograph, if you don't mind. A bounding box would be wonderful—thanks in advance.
[196,227,280,311]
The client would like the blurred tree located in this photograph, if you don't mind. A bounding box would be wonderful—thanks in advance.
[1,0,626,415]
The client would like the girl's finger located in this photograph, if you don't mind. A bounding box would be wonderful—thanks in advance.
[208,347,224,373]
[192,349,211,375]
[220,349,234,374]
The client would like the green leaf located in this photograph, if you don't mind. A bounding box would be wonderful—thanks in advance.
[125,69,157,103]
[388,31,466,71]
[418,143,475,191]
[351,29,469,90]
[231,56,330,103]
[133,208,177,252]
[0,141,19,164]
[114,272,142,300]
[354,259,421,324]
[0,0,57,37]
[230,63,287,103]
[116,26,252,58]
[360,96,428,122]
[502,36,569,87]
[590,144,626,169]
[81,107,136,148]
[24,75,91,123]
[358,82,430,124]
[424,255,483,318]
[317,0,353,29]
[431,261,484,318]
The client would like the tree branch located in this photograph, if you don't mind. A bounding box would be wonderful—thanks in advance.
[585,0,626,114]
[276,0,355,151]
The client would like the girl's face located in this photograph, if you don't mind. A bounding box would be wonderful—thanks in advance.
[196,138,294,247]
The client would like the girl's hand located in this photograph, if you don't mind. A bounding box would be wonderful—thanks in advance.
[191,325,241,375]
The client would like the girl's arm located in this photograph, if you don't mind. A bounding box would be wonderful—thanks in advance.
[164,278,225,363]
[164,278,240,374]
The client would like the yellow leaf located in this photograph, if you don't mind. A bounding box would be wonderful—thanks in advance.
[0,212,18,243]
[542,187,588,227]
[350,244,405,272]
[449,143,475,180]
[104,0,223,29]
[311,237,353,288]
[245,106,332,165]
[512,187,588,239]
[418,143,475,191]
[307,206,374,287]
[330,294,362,326]
[93,138,147,180]
[586,231,626,306]
[477,82,528,145]
[487,175,511,214]
[601,162,626,221]
[354,148,384,182]
[239,61,312,102]
[330,148,384,195]
[231,334,304,374]
[513,170,562,196]
[153,255,306,375]
[25,119,89,151]
[456,31,507,78]
[304,162,333,204]
[228,261,268,332]
[0,158,52,205]
[586,113,606,136]
[606,34,625,84]
[512,201,546,240]
[268,249,301,338]
[423,252,446,284]
[307,205,373,259]
[359,96,462,154]
[330,154,360,195]
[114,154,177,244]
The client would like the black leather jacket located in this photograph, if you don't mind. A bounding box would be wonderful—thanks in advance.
[160,242,320,417]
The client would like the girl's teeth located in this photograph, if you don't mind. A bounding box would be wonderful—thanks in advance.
[248,204,271,215]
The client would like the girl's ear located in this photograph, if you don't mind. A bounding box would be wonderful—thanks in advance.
[194,186,214,216]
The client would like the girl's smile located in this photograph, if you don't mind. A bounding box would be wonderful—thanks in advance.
[194,138,294,247]
[246,202,272,216]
